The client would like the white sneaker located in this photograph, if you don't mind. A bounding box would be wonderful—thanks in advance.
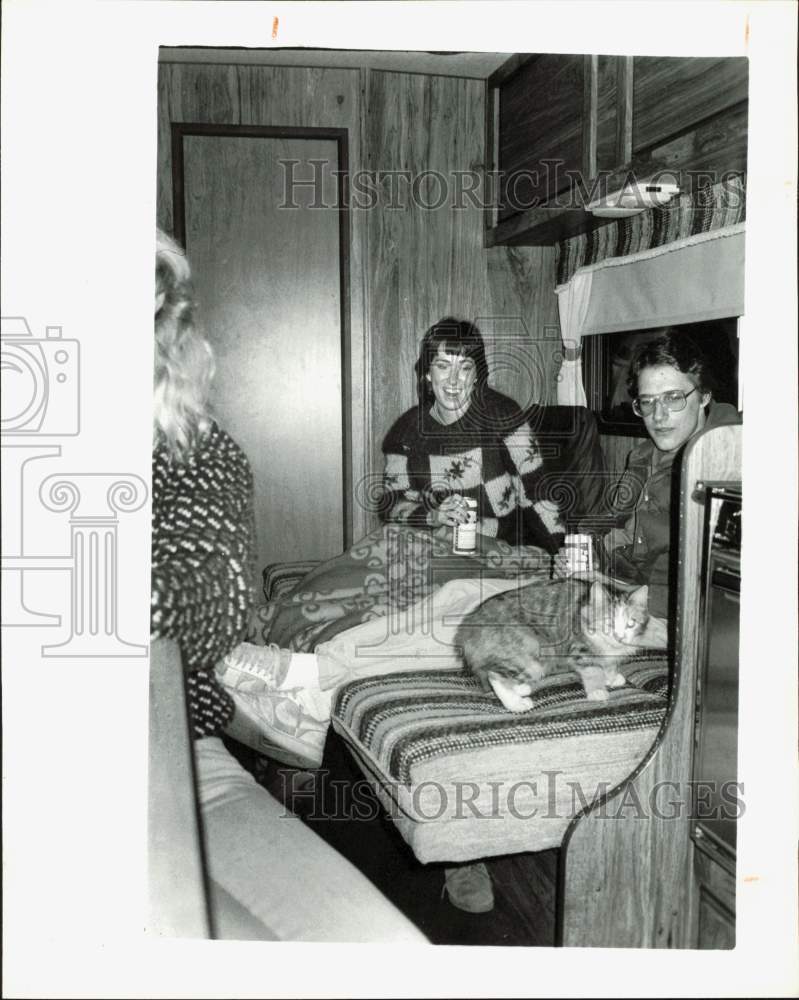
[217,642,291,692]
[223,684,329,769]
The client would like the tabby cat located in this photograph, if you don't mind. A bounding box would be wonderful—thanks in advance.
[455,578,650,712]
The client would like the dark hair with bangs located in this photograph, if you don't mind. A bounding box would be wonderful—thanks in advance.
[415,317,489,405]
[626,329,717,400]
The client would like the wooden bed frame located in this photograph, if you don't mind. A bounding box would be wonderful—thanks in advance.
[558,423,741,947]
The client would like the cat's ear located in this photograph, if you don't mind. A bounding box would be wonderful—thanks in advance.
[628,585,649,609]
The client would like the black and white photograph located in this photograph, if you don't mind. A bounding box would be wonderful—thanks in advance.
[2,2,797,998]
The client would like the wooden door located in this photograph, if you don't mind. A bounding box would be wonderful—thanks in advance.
[179,130,346,573]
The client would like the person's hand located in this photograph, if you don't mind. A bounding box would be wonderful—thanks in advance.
[428,494,471,528]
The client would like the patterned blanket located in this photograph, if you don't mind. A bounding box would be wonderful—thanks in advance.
[258,524,553,653]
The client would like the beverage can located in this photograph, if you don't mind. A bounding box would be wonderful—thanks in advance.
[453,498,478,554]
[563,533,594,574]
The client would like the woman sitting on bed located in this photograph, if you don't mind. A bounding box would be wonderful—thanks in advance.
[218,317,566,916]
[381,316,564,549]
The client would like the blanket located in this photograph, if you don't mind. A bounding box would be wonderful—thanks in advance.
[259,524,553,654]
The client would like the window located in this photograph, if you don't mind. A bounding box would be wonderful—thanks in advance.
[581,318,740,436]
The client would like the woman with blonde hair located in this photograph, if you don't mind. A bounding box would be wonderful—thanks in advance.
[150,228,425,943]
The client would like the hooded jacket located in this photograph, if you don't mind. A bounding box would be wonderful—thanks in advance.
[602,401,741,618]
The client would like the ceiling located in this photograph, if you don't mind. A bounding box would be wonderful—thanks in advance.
[158,47,512,79]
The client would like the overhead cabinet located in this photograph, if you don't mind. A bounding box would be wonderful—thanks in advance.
[485,54,748,247]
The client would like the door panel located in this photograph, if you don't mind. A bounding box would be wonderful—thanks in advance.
[183,134,343,572]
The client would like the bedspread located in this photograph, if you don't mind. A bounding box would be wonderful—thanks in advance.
[259,524,553,653]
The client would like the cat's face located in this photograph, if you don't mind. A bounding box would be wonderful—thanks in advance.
[609,585,649,643]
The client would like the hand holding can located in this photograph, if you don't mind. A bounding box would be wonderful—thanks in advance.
[562,533,594,575]
[453,498,478,554]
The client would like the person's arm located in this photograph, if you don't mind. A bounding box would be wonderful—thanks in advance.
[151,434,256,673]
[500,416,566,550]
[380,410,438,526]
[380,450,429,525]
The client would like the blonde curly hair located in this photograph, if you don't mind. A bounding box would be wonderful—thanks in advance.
[153,228,215,459]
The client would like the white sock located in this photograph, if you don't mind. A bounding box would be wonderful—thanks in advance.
[279,652,321,691]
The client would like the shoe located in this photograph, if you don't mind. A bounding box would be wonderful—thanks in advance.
[217,642,292,692]
[442,863,495,914]
[222,683,330,770]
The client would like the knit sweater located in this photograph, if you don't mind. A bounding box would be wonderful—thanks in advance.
[381,387,564,552]
[151,423,256,738]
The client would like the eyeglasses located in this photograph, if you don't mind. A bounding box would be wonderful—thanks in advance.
[632,387,698,417]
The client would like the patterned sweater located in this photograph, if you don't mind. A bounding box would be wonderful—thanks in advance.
[151,423,256,738]
[381,388,564,551]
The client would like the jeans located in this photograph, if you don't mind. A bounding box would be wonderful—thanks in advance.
[194,737,427,943]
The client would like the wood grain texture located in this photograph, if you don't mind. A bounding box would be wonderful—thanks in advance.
[498,54,585,214]
[594,55,619,175]
[559,424,741,948]
[157,62,372,541]
[148,639,210,938]
[614,56,634,169]
[486,54,748,248]
[582,55,598,182]
[365,70,560,507]
[158,61,557,543]
[183,133,344,570]
[633,57,749,153]
[696,888,735,949]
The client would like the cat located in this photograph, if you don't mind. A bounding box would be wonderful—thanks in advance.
[455,578,650,712]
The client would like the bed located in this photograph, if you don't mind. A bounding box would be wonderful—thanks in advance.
[250,413,741,947]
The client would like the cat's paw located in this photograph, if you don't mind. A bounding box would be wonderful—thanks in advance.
[507,694,534,713]
[608,673,627,689]
[488,674,534,713]
[586,688,609,702]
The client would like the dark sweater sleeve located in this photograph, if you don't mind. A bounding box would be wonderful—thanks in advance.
[489,395,566,551]
[380,409,429,525]
[151,428,256,738]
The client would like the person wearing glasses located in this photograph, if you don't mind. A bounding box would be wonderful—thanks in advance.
[557,330,740,618]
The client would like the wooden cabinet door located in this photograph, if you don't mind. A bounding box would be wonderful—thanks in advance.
[486,52,748,245]
[497,54,585,219]
[632,56,749,154]
[180,131,346,572]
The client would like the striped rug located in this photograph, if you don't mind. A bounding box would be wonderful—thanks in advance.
[334,652,668,787]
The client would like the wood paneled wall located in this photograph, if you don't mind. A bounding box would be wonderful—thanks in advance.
[363,69,560,520]
[157,61,560,542]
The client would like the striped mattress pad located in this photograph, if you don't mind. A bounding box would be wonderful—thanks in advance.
[331,652,669,863]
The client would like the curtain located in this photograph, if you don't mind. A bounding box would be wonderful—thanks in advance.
[555,269,593,406]
[554,224,745,403]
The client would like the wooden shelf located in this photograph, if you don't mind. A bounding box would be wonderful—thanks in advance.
[485,53,748,248]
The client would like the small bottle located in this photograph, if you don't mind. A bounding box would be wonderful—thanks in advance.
[453,498,478,554]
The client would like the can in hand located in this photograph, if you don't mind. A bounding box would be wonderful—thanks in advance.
[563,533,594,574]
[453,498,478,554]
